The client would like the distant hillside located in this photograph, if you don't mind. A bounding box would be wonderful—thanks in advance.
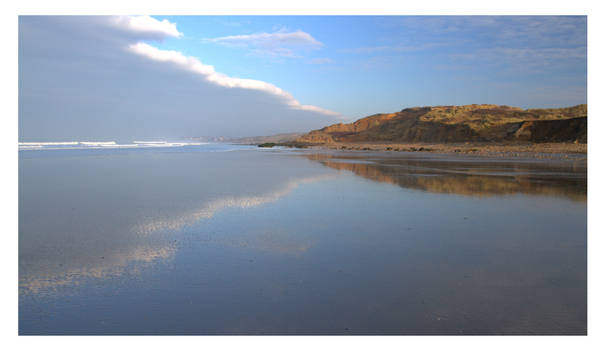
[296,104,587,144]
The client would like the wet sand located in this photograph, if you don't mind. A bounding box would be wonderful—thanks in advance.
[295,142,586,160]
[19,145,587,334]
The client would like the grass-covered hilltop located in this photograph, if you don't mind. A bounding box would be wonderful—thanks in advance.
[295,104,587,145]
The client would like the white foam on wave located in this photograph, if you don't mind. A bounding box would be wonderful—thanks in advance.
[133,141,208,147]
[133,141,168,144]
[19,140,213,150]
[180,142,208,146]
[133,142,180,147]
[96,144,140,148]
[19,142,79,146]
[80,141,117,146]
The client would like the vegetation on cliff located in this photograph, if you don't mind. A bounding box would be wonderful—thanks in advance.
[296,104,587,144]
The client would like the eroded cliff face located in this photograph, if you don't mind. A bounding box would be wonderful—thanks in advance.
[296,104,587,144]
[512,117,587,143]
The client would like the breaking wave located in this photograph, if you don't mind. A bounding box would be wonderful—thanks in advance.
[19,140,213,151]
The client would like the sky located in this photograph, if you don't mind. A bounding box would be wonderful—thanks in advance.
[18,15,587,141]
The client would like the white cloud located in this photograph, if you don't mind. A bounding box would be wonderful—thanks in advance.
[110,15,182,38]
[20,16,343,139]
[117,22,338,115]
[128,42,341,117]
[204,30,323,57]
[207,30,322,47]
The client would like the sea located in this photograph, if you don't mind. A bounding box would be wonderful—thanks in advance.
[18,141,587,334]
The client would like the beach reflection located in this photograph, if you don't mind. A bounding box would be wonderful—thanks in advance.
[19,245,176,294]
[19,150,332,295]
[303,153,586,201]
[20,148,587,334]
[133,174,334,236]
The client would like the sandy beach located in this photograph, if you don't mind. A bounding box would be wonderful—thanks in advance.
[20,144,587,334]
[291,142,587,160]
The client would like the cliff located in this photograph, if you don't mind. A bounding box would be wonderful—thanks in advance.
[296,104,587,144]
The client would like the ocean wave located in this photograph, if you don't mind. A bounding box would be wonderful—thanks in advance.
[133,141,167,144]
[79,141,117,146]
[19,141,79,146]
[19,140,221,151]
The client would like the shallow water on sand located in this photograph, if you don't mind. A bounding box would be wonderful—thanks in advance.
[19,145,586,334]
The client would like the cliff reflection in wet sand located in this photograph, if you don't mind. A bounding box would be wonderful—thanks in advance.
[19,147,587,335]
[303,152,586,201]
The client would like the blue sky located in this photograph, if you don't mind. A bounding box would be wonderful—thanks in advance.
[153,16,587,116]
[18,16,587,140]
